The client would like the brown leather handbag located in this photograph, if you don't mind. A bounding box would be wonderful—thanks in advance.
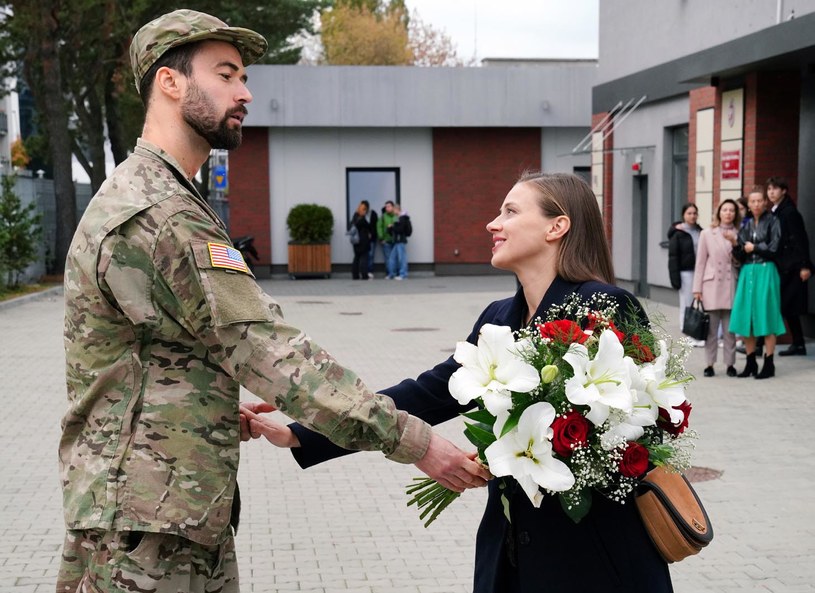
[635,466,714,563]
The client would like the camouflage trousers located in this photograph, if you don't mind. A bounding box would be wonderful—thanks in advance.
[55,530,239,593]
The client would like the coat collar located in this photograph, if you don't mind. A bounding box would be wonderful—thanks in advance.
[506,276,584,330]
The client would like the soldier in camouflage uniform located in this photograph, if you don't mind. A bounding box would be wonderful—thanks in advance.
[57,9,488,592]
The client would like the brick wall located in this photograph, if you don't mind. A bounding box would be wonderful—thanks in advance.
[591,113,614,245]
[750,71,801,198]
[228,127,271,265]
[432,128,540,264]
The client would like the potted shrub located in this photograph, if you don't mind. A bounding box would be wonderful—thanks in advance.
[286,203,334,278]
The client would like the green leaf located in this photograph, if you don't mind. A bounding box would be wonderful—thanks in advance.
[499,406,524,438]
[559,489,592,524]
[464,422,496,448]
[461,407,495,424]
[500,491,511,523]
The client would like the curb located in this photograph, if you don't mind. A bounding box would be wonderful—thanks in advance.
[0,285,63,311]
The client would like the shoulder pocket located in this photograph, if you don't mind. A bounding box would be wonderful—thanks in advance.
[190,240,277,326]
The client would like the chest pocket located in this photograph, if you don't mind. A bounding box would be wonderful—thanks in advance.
[190,240,277,326]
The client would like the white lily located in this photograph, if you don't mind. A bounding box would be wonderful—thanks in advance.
[563,329,634,426]
[448,324,540,416]
[636,340,687,425]
[485,402,575,506]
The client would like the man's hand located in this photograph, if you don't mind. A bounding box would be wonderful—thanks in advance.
[801,268,812,282]
[240,402,300,447]
[414,432,491,493]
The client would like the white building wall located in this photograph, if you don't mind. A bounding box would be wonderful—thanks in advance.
[610,97,689,287]
[268,127,434,267]
[598,0,815,84]
[0,88,21,172]
[540,127,592,174]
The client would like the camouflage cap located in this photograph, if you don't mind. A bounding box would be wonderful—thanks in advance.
[130,9,268,92]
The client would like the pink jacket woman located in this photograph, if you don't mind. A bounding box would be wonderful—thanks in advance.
[692,198,741,377]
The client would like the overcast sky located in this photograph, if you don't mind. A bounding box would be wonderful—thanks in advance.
[405,0,598,62]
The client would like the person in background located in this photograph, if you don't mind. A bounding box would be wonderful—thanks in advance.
[668,203,704,346]
[734,194,763,356]
[377,200,397,279]
[736,196,749,226]
[243,173,673,593]
[363,199,378,279]
[730,186,786,379]
[767,177,813,356]
[693,199,741,377]
[349,201,373,280]
[388,203,411,280]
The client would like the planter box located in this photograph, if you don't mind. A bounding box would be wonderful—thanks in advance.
[287,243,331,279]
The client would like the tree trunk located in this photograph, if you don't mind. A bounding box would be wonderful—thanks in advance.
[105,73,129,166]
[35,7,77,274]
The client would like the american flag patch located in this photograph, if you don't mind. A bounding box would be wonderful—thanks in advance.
[208,242,248,273]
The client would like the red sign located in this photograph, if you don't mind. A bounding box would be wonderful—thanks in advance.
[721,150,740,180]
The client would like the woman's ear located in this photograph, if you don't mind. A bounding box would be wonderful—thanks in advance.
[545,215,571,241]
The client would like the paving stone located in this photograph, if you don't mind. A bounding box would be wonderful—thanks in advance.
[1,276,814,592]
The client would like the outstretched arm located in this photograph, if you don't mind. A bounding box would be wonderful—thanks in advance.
[240,402,489,492]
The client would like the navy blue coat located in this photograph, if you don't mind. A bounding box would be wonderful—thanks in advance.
[291,277,672,593]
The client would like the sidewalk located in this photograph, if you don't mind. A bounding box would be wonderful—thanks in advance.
[1,275,813,592]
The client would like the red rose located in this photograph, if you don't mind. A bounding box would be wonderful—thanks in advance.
[550,411,590,457]
[619,442,649,478]
[657,400,692,436]
[606,321,625,343]
[537,320,588,344]
[630,334,655,363]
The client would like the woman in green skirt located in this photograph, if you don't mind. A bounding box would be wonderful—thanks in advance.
[730,187,786,378]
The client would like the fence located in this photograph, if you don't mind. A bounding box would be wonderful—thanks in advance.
[6,173,91,282]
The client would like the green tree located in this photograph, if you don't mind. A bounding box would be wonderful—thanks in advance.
[0,0,326,272]
[0,174,42,289]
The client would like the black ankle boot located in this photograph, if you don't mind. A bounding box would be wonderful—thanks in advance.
[738,353,758,377]
[755,354,775,379]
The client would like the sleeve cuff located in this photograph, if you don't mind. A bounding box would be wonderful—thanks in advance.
[384,412,432,464]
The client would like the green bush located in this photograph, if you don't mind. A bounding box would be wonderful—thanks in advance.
[286,203,334,244]
[0,174,42,289]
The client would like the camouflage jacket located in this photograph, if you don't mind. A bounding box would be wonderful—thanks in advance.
[61,139,431,544]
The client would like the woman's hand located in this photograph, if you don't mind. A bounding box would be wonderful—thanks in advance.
[240,402,301,448]
[693,292,702,301]
[415,432,491,492]
[744,241,755,253]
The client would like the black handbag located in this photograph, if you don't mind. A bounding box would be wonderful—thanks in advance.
[682,298,709,341]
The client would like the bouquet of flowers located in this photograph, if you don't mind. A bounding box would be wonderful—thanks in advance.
[407,293,696,527]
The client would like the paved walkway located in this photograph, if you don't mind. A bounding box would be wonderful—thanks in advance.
[1,275,813,592]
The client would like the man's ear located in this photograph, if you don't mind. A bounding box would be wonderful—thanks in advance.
[545,215,571,241]
[154,66,185,101]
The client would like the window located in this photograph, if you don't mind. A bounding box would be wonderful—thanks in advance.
[346,168,400,225]
[670,126,689,221]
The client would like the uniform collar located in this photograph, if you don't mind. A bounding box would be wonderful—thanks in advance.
[135,138,194,183]
[134,138,225,230]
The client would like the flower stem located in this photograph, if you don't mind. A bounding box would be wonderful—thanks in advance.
[405,477,461,527]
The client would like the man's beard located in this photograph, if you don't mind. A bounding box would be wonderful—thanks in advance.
[181,81,246,150]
